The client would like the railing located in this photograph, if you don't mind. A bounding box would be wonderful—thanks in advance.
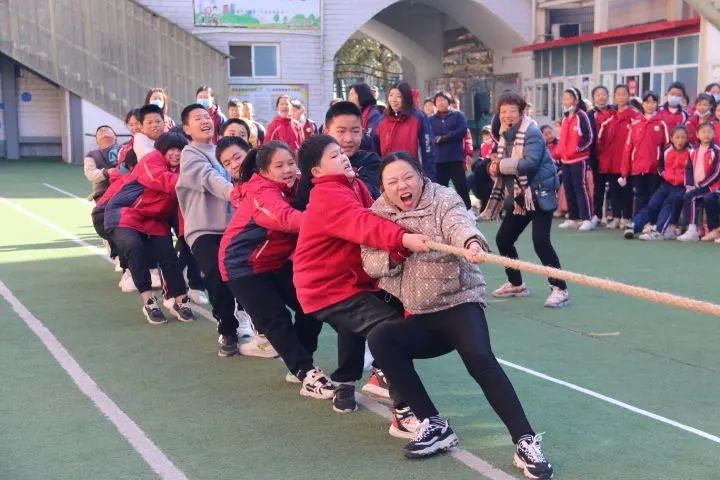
[0,0,228,119]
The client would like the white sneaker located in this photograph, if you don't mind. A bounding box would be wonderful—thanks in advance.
[677,225,700,242]
[715,237,720,244]
[577,220,595,231]
[188,289,209,305]
[662,226,677,240]
[639,230,664,241]
[606,218,620,229]
[285,372,302,383]
[701,227,720,242]
[544,287,570,308]
[150,268,162,289]
[238,335,278,358]
[235,307,254,338]
[300,368,335,399]
[642,224,654,234]
[118,270,137,293]
[619,218,630,229]
[589,215,601,228]
[558,219,579,229]
[113,257,122,272]
[492,282,530,298]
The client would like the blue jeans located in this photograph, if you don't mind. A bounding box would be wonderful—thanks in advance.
[633,181,684,234]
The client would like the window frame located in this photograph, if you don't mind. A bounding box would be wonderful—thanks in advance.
[228,43,281,80]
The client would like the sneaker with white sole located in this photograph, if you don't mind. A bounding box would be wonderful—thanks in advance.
[492,282,530,298]
[142,296,167,325]
[663,226,678,240]
[150,268,162,289]
[514,433,554,480]
[389,406,421,439]
[642,224,654,234]
[113,257,123,272]
[234,305,254,338]
[332,383,358,413]
[218,334,239,357]
[639,230,664,241]
[285,372,302,383]
[558,219,579,229]
[238,335,278,358]
[544,287,570,308]
[605,218,620,229]
[118,270,137,293]
[300,368,335,399]
[361,367,390,401]
[170,296,195,322]
[677,224,700,242]
[404,417,459,459]
[577,220,595,231]
[589,215,601,229]
[188,289,209,305]
[715,237,720,244]
[623,227,635,239]
[701,227,720,242]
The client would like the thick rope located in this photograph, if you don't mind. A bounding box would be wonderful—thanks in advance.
[426,240,720,317]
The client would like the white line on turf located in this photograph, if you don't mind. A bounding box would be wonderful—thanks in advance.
[9,191,720,446]
[0,280,189,480]
[42,183,93,204]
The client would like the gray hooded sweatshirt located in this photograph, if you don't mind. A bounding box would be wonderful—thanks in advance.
[176,142,233,248]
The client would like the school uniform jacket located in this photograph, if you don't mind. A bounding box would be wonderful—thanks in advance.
[292,174,409,314]
[685,113,714,147]
[656,104,688,131]
[621,113,669,177]
[686,145,720,191]
[659,146,692,187]
[266,116,305,152]
[360,105,383,152]
[374,109,437,181]
[596,107,639,174]
[553,110,593,165]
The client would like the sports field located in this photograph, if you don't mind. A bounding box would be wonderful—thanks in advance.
[1,159,718,480]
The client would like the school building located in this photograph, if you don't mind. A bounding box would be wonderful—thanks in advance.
[0,0,719,161]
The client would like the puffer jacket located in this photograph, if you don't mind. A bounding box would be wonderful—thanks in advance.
[361,181,488,315]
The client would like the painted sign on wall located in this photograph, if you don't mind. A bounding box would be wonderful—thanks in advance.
[228,84,309,125]
[194,0,320,30]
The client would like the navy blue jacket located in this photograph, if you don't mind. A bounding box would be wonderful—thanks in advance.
[430,110,468,163]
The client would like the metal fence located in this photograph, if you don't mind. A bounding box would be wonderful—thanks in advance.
[0,0,228,119]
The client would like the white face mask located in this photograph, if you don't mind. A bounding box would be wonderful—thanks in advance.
[667,95,683,107]
[699,109,711,118]
[562,105,575,114]
[714,94,720,103]
[149,99,164,109]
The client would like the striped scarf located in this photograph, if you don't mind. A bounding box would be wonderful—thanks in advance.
[480,116,535,220]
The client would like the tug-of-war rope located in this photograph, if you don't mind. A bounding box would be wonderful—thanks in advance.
[426,241,720,318]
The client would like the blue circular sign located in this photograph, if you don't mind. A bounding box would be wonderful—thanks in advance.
[21,91,32,102]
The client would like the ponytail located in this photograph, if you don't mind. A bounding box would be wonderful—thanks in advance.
[239,140,293,183]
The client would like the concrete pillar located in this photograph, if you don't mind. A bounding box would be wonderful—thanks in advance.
[594,0,609,33]
[698,18,720,89]
[666,0,684,21]
[0,54,20,160]
[60,89,83,164]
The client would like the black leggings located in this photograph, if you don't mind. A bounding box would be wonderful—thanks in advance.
[606,173,633,220]
[227,262,322,376]
[368,303,534,443]
[495,207,567,290]
[437,161,471,209]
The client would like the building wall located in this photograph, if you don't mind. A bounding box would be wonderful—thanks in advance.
[607,0,667,30]
[17,68,62,157]
[81,100,131,156]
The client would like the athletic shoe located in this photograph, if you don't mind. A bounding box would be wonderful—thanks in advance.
[113,257,122,272]
[118,270,137,293]
[404,417,459,459]
[150,268,162,289]
[715,237,720,244]
[605,218,620,229]
[300,368,335,399]
[639,230,664,241]
[332,383,358,413]
[170,296,195,322]
[577,220,595,231]
[142,296,167,325]
[492,282,530,298]
[552,210,564,218]
[701,227,720,241]
[642,223,654,234]
[218,334,239,357]
[544,287,570,308]
[514,433,554,480]
[663,226,678,240]
[558,219,579,229]
[623,227,635,239]
[285,372,301,383]
[238,335,278,358]
[619,218,629,229]
[188,289,209,305]
[589,215,601,229]
[677,224,700,242]
[389,406,421,439]
[361,367,390,400]
[234,305,254,338]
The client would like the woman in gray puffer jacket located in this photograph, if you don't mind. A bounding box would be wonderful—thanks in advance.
[361,152,553,480]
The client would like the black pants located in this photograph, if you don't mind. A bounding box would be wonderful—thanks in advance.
[607,173,633,220]
[368,303,534,443]
[593,172,607,219]
[437,161,471,209]
[190,234,238,336]
[469,159,493,211]
[112,227,186,298]
[227,263,322,376]
[168,216,204,291]
[496,207,567,290]
[91,212,127,269]
[631,173,660,216]
[313,292,404,401]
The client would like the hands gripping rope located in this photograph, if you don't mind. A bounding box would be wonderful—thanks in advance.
[425,240,720,317]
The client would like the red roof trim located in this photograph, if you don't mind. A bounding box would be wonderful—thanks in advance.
[512,18,700,53]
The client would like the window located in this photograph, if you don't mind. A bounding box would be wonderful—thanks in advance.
[677,67,698,98]
[653,38,674,66]
[565,46,578,76]
[229,44,279,78]
[677,35,699,64]
[534,53,542,79]
[620,44,634,69]
[551,48,564,76]
[636,42,651,68]
[600,46,617,71]
[580,43,593,74]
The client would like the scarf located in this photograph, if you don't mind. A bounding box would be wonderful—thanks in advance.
[480,115,535,220]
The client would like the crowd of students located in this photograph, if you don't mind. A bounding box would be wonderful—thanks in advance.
[81,83,556,480]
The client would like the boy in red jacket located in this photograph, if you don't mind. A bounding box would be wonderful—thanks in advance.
[293,135,430,435]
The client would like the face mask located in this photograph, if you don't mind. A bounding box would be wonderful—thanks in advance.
[699,110,711,118]
[149,99,164,109]
[562,105,575,114]
[197,97,212,109]
[667,95,682,107]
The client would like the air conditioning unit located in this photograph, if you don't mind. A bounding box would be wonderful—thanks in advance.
[551,23,581,40]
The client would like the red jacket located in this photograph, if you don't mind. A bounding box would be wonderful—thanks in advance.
[659,146,691,187]
[684,113,715,147]
[293,174,409,314]
[686,144,720,191]
[463,129,474,158]
[622,114,669,177]
[656,105,688,131]
[301,118,318,139]
[104,150,179,236]
[374,109,437,180]
[266,116,305,152]
[554,110,593,164]
[219,174,303,281]
[596,107,639,174]
[480,140,495,159]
